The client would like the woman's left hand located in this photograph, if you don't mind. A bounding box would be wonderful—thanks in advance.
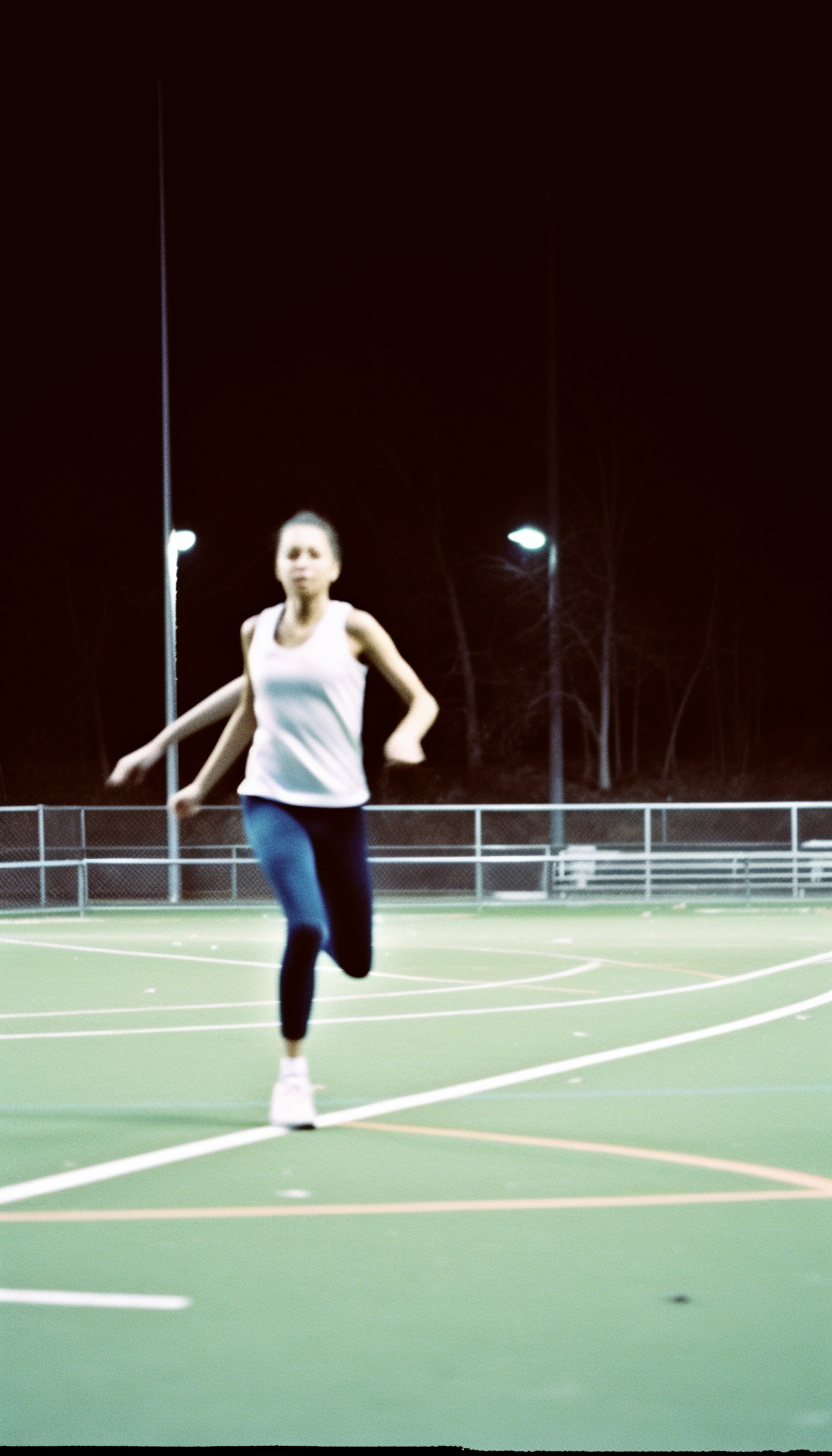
[168,783,206,819]
[383,728,426,766]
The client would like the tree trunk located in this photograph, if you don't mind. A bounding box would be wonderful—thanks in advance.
[631,648,642,777]
[89,675,110,783]
[612,648,622,783]
[433,535,482,772]
[597,599,613,791]
[711,656,726,779]
[661,582,718,782]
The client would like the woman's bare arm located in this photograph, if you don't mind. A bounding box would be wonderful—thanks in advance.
[346,610,438,764]
[168,624,257,818]
[107,677,245,787]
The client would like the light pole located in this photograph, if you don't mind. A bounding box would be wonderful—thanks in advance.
[508,526,565,854]
[158,85,197,903]
[164,529,196,903]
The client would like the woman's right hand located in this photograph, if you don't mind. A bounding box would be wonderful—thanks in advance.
[107,741,165,787]
[168,783,205,820]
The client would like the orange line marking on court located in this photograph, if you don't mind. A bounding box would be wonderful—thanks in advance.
[3,1123,830,1221]
[424,943,727,980]
[608,960,724,980]
[0,1190,830,1221]
[346,1121,832,1191]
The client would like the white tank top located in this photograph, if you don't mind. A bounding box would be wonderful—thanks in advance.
[238,600,370,807]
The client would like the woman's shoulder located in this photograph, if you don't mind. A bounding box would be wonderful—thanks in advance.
[341,604,376,629]
[345,607,394,660]
[342,604,378,637]
[242,604,282,639]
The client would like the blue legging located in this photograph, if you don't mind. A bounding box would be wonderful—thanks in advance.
[241,795,373,1041]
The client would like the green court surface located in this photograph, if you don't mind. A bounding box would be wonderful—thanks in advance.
[1,902,831,1449]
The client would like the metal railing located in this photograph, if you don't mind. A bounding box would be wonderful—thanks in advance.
[1,802,831,910]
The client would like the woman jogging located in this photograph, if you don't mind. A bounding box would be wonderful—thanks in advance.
[109,512,437,1129]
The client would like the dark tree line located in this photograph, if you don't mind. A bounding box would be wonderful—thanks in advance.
[1,374,828,807]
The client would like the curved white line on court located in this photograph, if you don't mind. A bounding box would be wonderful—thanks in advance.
[0,936,469,986]
[420,942,726,980]
[2,951,830,1039]
[0,964,600,1022]
[312,947,832,1024]
[1,983,831,1206]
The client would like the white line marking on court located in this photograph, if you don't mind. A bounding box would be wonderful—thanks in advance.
[315,962,599,1001]
[0,1287,190,1309]
[0,1007,583,1039]
[0,919,89,926]
[0,1125,285,1205]
[353,970,474,984]
[4,928,720,985]
[0,936,469,985]
[0,963,600,1022]
[0,1002,281,1021]
[2,951,830,1039]
[314,986,832,1127]
[0,937,278,969]
[419,943,725,980]
[311,947,832,1024]
[1,981,831,1207]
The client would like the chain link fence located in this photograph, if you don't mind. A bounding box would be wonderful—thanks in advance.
[2,802,832,911]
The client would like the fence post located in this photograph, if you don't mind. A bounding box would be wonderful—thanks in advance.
[474,807,483,906]
[231,843,238,903]
[644,806,652,901]
[76,860,88,917]
[790,804,799,900]
[37,804,46,908]
[167,811,181,904]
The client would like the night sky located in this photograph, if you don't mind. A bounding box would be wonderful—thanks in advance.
[3,1,829,806]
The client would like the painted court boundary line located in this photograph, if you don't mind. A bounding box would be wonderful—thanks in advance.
[0,963,600,1023]
[0,999,604,1041]
[0,931,721,982]
[1,1191,829,1222]
[314,985,832,1127]
[0,1287,190,1309]
[346,1121,832,1189]
[421,942,725,980]
[0,936,468,986]
[4,1125,830,1221]
[1,981,832,1207]
[3,950,830,1040]
[0,937,279,970]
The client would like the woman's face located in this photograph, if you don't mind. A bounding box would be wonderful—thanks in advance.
[275,524,340,597]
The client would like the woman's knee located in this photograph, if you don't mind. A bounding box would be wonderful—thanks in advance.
[338,947,372,980]
[285,921,326,959]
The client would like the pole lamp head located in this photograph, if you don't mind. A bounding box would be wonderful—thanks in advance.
[508,526,547,551]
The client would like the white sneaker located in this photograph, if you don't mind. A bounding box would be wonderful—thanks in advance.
[269,1057,316,1129]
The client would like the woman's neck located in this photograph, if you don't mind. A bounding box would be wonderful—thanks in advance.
[283,588,330,626]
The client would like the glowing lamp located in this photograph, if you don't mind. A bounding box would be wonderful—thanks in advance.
[508,526,547,551]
